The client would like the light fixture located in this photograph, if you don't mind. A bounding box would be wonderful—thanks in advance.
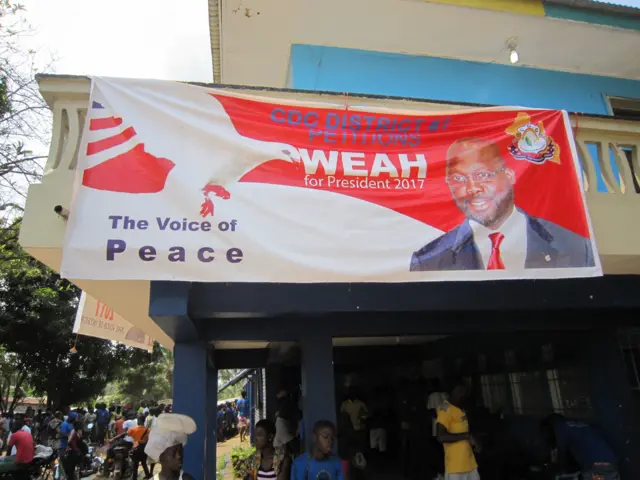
[506,38,519,64]
[509,48,519,64]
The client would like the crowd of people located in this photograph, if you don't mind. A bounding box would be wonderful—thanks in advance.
[0,378,618,480]
[217,390,251,444]
[0,400,176,479]
[240,380,620,480]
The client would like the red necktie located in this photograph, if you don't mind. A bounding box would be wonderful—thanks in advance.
[487,232,505,270]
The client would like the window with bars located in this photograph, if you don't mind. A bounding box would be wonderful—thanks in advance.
[547,369,564,413]
[507,368,592,418]
[606,97,640,193]
[508,371,551,416]
[559,367,593,418]
[474,343,596,418]
[481,373,510,413]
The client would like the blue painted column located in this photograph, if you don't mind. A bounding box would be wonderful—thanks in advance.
[173,342,208,479]
[300,333,336,451]
[205,355,218,479]
[149,282,197,342]
[248,375,256,444]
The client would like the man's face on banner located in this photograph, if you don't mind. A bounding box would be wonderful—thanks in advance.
[446,140,516,229]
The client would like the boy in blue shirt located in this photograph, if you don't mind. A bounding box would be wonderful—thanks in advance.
[58,412,76,459]
[542,414,618,480]
[237,391,250,443]
[291,420,343,480]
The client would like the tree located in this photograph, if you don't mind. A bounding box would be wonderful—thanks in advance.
[110,343,173,403]
[218,369,245,401]
[0,220,133,409]
[100,362,247,406]
[0,3,129,411]
[0,346,28,412]
[0,1,51,217]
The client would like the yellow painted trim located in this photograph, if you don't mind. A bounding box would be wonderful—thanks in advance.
[423,0,545,16]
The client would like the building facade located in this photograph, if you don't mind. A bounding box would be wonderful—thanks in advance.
[19,0,640,478]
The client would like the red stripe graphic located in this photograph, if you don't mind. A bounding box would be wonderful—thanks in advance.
[86,126,136,155]
[90,117,123,131]
[82,144,175,193]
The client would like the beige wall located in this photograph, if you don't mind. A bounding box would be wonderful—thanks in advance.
[217,0,640,87]
[19,77,640,350]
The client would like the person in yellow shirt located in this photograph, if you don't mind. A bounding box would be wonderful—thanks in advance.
[340,388,368,471]
[340,389,368,433]
[436,382,479,480]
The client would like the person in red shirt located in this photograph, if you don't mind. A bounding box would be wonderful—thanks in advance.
[7,419,34,464]
[7,418,34,480]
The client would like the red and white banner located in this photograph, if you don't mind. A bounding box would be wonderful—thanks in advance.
[73,292,153,350]
[60,77,601,282]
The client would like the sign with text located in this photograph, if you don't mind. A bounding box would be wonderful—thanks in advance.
[73,292,153,350]
[61,77,601,282]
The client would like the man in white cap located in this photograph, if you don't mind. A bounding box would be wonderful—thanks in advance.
[144,413,197,480]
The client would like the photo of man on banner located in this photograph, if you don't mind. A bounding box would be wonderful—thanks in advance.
[410,136,595,271]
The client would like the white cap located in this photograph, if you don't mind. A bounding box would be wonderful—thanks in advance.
[144,413,196,462]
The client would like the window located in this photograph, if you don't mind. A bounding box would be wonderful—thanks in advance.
[547,369,564,414]
[608,96,640,120]
[606,97,640,193]
[481,373,509,413]
[509,371,548,416]
[478,354,487,373]
[619,329,640,393]
[554,367,593,419]
[505,350,517,369]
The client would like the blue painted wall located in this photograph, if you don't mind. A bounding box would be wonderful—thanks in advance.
[173,342,209,479]
[290,44,640,192]
[290,44,640,115]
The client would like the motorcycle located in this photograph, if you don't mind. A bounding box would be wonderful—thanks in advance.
[78,444,103,477]
[99,442,133,479]
[113,444,134,480]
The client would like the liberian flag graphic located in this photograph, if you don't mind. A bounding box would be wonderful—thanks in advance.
[82,101,176,194]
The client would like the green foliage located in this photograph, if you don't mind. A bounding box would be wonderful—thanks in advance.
[218,369,245,401]
[0,77,8,118]
[230,445,255,479]
[216,455,227,480]
[0,219,137,409]
[0,1,128,412]
[102,342,173,404]
[96,342,174,406]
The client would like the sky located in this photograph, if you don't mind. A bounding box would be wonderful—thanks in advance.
[14,0,640,83]
[18,0,213,83]
[598,0,640,6]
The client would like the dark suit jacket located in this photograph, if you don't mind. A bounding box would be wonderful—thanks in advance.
[410,212,595,271]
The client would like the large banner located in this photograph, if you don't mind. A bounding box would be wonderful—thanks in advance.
[61,77,601,282]
[73,292,153,350]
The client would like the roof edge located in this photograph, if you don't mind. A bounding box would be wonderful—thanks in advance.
[208,0,222,83]
[34,74,640,122]
[544,0,640,16]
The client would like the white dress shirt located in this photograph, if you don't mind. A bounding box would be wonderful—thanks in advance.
[123,419,137,443]
[470,208,527,270]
